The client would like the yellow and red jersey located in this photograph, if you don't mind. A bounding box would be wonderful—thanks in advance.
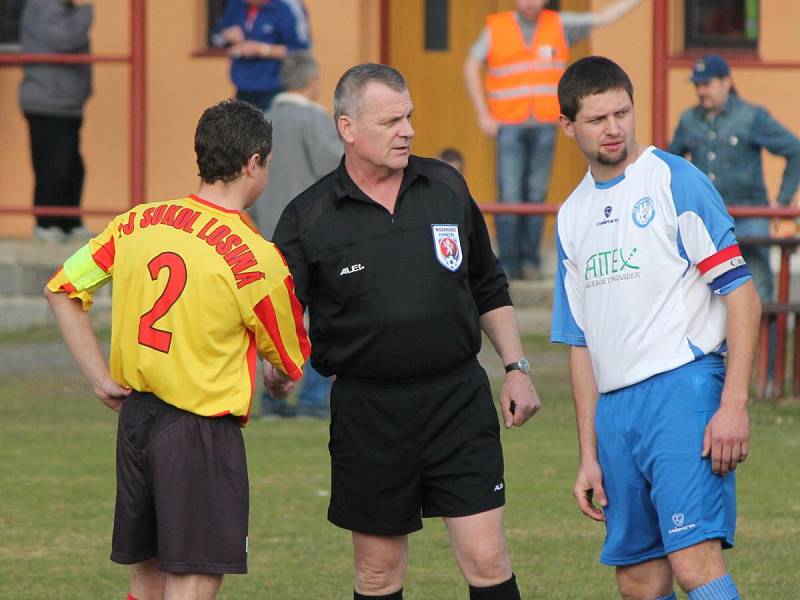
[47,194,310,423]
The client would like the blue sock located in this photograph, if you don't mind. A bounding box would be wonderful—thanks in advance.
[655,593,677,600]
[688,574,739,600]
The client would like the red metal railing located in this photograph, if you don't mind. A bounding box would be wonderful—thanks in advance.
[0,0,146,218]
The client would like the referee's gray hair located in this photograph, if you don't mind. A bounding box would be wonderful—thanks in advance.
[281,51,319,91]
[333,63,407,123]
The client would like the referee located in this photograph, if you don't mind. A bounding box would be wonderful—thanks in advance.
[274,64,541,600]
[45,99,310,600]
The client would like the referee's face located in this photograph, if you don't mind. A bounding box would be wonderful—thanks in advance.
[346,82,415,175]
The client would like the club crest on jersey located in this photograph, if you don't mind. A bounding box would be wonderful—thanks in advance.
[632,196,656,228]
[432,224,462,271]
[604,205,612,219]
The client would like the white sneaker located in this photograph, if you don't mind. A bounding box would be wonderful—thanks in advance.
[34,226,67,243]
[68,225,94,241]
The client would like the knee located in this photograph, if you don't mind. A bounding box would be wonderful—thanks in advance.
[355,554,406,594]
[615,563,673,600]
[457,539,511,586]
[668,542,726,593]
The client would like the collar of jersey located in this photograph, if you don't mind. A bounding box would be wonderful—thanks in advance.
[592,146,655,190]
[189,193,241,215]
[594,173,626,189]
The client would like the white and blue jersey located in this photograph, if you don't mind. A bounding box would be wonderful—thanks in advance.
[550,146,751,393]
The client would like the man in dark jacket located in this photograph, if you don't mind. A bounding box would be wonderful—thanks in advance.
[19,0,93,242]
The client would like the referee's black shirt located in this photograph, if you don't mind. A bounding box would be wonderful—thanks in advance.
[273,155,511,382]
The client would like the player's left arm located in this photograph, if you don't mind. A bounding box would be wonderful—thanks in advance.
[480,306,541,428]
[704,280,761,475]
[44,288,130,411]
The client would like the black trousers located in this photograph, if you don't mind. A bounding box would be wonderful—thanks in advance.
[25,112,84,231]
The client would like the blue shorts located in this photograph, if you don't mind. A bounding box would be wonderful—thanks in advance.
[596,354,736,566]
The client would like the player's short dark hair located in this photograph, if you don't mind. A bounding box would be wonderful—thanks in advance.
[558,56,634,122]
[195,99,272,184]
[333,63,407,124]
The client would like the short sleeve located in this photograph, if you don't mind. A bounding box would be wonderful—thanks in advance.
[654,149,751,295]
[550,222,587,345]
[46,219,117,310]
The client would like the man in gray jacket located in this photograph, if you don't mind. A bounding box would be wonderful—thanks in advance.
[19,0,93,242]
[254,51,342,418]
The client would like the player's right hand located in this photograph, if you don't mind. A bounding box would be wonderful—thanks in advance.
[93,377,131,413]
[264,364,295,400]
[573,460,607,522]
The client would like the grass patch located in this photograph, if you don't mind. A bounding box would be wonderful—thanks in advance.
[0,332,797,598]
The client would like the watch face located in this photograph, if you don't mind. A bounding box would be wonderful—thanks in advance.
[518,358,531,373]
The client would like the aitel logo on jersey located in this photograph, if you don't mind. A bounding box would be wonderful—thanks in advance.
[584,247,641,288]
[432,224,462,271]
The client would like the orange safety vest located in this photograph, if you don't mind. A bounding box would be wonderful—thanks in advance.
[485,10,568,124]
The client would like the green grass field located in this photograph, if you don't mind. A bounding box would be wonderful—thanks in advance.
[0,330,798,599]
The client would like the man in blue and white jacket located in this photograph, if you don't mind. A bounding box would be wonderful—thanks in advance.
[551,56,760,600]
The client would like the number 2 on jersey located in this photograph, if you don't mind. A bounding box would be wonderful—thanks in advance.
[138,252,187,353]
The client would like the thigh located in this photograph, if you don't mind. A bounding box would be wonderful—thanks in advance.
[643,362,736,557]
[595,391,665,567]
[328,380,423,535]
[420,364,505,519]
[148,399,249,574]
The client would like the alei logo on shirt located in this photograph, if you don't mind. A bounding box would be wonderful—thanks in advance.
[584,247,641,288]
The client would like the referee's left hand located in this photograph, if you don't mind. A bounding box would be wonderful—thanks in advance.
[500,371,541,428]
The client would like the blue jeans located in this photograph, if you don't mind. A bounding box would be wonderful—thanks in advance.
[495,123,557,276]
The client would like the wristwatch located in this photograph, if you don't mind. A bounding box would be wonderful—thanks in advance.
[504,357,531,374]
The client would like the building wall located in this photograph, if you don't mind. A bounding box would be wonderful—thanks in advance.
[0,0,379,238]
[2,0,799,240]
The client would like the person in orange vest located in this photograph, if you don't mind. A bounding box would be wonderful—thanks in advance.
[464,0,641,280]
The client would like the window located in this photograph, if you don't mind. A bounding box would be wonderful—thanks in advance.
[207,0,229,48]
[424,0,449,52]
[684,0,758,50]
[0,0,24,50]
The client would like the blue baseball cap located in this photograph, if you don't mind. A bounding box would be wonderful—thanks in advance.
[691,55,730,83]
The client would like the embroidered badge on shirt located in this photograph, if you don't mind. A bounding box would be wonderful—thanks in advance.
[432,224,462,271]
[632,196,656,228]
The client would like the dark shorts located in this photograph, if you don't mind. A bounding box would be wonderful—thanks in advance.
[110,391,249,574]
[327,359,505,536]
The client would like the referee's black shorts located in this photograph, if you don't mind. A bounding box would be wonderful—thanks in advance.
[110,391,249,574]
[327,359,505,536]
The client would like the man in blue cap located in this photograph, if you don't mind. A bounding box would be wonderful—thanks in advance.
[669,54,800,316]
